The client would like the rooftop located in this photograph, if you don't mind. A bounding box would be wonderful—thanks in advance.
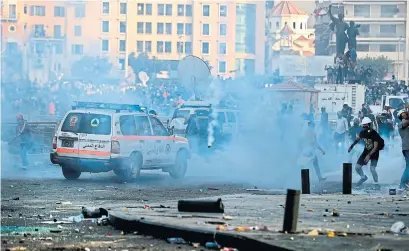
[271,1,308,16]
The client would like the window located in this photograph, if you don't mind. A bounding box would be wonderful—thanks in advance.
[202,23,210,35]
[54,43,63,54]
[219,5,227,17]
[380,25,396,34]
[24,5,27,14]
[29,6,46,16]
[165,23,172,35]
[177,23,184,35]
[120,115,137,135]
[102,21,109,32]
[177,42,184,53]
[356,44,370,52]
[74,26,82,36]
[165,4,172,16]
[381,5,398,17]
[380,44,396,52]
[157,23,164,34]
[151,117,168,136]
[34,25,45,37]
[71,44,83,55]
[145,41,152,52]
[203,4,210,16]
[119,21,126,33]
[158,4,164,15]
[75,5,85,18]
[137,22,144,34]
[119,40,126,52]
[145,22,152,34]
[137,3,144,15]
[146,4,152,15]
[219,24,227,36]
[276,22,279,29]
[300,23,303,29]
[54,6,65,17]
[185,42,192,54]
[9,4,16,18]
[137,41,143,53]
[227,112,236,122]
[54,25,62,38]
[293,22,296,29]
[201,42,210,54]
[360,24,370,33]
[157,41,164,53]
[354,5,370,18]
[218,61,227,73]
[219,42,227,55]
[185,23,192,35]
[177,4,184,16]
[118,58,125,70]
[61,113,111,135]
[120,2,127,14]
[101,40,109,52]
[186,5,192,16]
[102,2,109,14]
[135,116,152,136]
[217,113,226,123]
[165,41,171,53]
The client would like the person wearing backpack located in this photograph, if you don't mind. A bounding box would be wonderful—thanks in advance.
[348,117,384,190]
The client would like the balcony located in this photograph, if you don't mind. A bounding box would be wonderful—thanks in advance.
[0,12,19,22]
[345,14,406,22]
[359,32,405,40]
[30,30,65,41]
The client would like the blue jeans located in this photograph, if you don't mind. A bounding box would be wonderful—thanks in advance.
[20,143,29,167]
[401,150,409,188]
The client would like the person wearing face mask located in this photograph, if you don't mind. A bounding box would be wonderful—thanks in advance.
[397,110,409,190]
[348,117,385,190]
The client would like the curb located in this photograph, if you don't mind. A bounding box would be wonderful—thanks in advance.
[109,211,293,251]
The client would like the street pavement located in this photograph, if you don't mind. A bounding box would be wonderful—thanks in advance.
[1,152,409,250]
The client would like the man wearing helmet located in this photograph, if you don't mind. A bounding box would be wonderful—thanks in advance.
[348,117,384,189]
[397,110,409,190]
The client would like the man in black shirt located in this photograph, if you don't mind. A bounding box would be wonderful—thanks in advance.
[348,117,383,190]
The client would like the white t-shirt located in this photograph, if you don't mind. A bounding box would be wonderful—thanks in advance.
[335,117,348,134]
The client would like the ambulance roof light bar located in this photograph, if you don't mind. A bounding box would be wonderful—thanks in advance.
[73,101,146,113]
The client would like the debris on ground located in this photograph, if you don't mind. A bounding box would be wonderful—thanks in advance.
[307,208,313,212]
[204,241,220,249]
[12,197,19,200]
[78,188,85,192]
[391,221,408,234]
[208,188,219,191]
[307,229,319,236]
[97,216,109,226]
[178,198,224,213]
[223,215,233,220]
[328,231,335,238]
[192,243,200,248]
[65,214,84,223]
[82,207,108,218]
[167,237,186,244]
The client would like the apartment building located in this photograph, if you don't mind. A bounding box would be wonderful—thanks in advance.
[1,0,266,82]
[331,0,409,80]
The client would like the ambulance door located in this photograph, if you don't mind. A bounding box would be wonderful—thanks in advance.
[150,116,171,164]
[77,113,112,160]
[134,115,154,165]
[56,113,81,158]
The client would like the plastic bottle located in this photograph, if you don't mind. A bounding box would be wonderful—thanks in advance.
[205,242,220,249]
[68,214,84,223]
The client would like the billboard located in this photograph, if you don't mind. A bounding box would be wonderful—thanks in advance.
[279,56,333,77]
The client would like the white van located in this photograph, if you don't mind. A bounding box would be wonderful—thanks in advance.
[50,102,190,182]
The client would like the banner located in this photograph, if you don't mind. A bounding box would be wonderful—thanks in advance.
[279,56,333,77]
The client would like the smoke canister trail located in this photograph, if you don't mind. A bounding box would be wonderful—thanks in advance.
[207,79,222,147]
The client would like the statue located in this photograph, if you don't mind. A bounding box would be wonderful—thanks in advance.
[328,4,349,55]
[347,21,360,50]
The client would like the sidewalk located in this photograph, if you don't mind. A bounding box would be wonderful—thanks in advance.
[109,192,409,251]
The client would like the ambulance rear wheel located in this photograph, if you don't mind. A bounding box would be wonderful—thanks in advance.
[115,153,142,182]
[169,152,187,179]
[62,165,81,180]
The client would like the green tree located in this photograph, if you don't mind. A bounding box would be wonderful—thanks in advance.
[357,56,392,80]
[71,56,112,82]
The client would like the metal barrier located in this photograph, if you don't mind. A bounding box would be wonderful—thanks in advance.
[2,121,59,155]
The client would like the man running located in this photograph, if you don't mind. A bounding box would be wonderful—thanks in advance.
[348,117,383,190]
[397,110,409,190]
[298,120,326,182]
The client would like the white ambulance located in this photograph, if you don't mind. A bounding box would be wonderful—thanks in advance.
[50,102,190,182]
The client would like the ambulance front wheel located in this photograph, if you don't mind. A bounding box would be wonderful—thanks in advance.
[61,165,81,180]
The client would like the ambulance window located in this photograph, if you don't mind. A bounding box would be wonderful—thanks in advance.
[217,112,226,123]
[174,109,190,120]
[61,113,111,135]
[389,98,403,109]
[227,112,236,123]
[134,116,152,136]
[119,115,137,135]
[151,117,169,136]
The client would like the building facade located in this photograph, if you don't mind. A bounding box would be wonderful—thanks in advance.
[1,0,266,83]
[328,0,409,80]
